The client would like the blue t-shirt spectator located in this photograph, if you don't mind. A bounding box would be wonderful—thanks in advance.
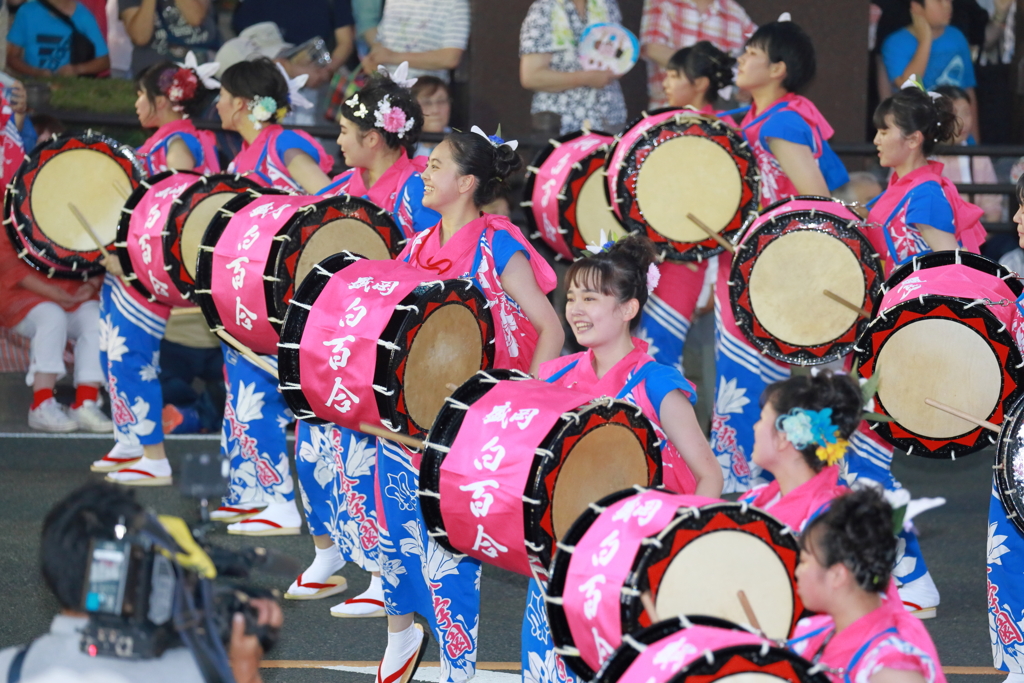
[881,25,976,89]
[8,0,108,72]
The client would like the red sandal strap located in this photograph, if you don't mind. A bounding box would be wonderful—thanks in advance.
[345,598,385,607]
[293,573,339,590]
[117,469,156,477]
[378,643,422,683]
[218,506,262,514]
[237,518,282,528]
[102,455,139,463]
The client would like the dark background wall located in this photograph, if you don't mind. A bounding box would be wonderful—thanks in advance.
[462,0,869,143]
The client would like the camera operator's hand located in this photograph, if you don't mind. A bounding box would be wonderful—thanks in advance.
[228,598,282,683]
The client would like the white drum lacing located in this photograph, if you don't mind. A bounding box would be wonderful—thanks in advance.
[622,634,647,653]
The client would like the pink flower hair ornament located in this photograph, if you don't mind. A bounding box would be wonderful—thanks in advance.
[374,95,415,138]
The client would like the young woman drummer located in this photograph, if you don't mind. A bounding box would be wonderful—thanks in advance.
[638,41,734,375]
[742,372,859,532]
[372,128,563,683]
[286,66,440,618]
[202,58,335,534]
[522,235,723,683]
[92,55,222,483]
[788,489,945,683]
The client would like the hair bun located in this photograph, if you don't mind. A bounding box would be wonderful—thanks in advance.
[491,143,523,184]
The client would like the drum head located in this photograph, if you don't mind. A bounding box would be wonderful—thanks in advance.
[10,132,142,278]
[731,199,882,365]
[611,111,758,262]
[273,195,404,333]
[627,504,803,639]
[996,395,1024,536]
[374,280,496,437]
[574,168,626,251]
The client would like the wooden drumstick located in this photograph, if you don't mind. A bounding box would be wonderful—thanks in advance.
[823,289,871,319]
[214,329,279,378]
[359,422,425,450]
[446,383,460,392]
[67,202,110,258]
[112,182,130,201]
[738,590,762,632]
[687,212,735,254]
[924,398,1001,433]
[640,590,661,624]
[169,306,203,317]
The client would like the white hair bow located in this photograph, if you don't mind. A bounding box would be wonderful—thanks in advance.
[777,12,791,21]
[275,62,313,109]
[900,74,943,100]
[178,51,221,90]
[470,125,518,151]
[378,61,418,89]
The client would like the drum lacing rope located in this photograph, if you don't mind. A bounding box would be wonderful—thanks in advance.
[478,370,502,384]
[262,275,281,282]
[458,277,474,290]
[125,274,139,282]
[678,615,694,629]
[522,494,543,506]
[622,634,648,653]
[571,161,583,172]
[524,537,544,549]
[555,540,576,554]
[547,138,562,148]
[268,317,283,324]
[520,201,534,208]
[16,247,28,258]
[372,384,395,396]
[120,206,134,215]
[442,396,471,411]
[559,412,581,425]
[198,245,215,252]
[395,304,420,313]
[280,383,303,391]
[377,339,401,352]
[552,644,580,659]
[739,500,749,513]
[588,502,607,514]
[314,263,334,277]
[288,299,312,311]
[297,204,317,214]
[272,234,291,242]
[955,249,963,265]
[535,448,555,460]
[620,586,641,597]
[703,649,716,665]
[640,537,663,550]
[423,441,450,454]
[418,489,440,499]
[297,410,317,420]
[760,642,771,657]
[526,165,541,175]
[421,279,446,289]
[218,208,235,218]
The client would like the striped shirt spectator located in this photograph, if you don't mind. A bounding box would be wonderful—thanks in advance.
[640,0,755,108]
[364,0,469,82]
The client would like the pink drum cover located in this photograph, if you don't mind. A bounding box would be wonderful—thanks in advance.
[606,110,678,221]
[126,173,200,306]
[211,195,319,353]
[616,624,765,683]
[566,490,719,670]
[297,258,424,429]
[532,133,613,259]
[438,378,589,575]
[738,197,858,248]
[881,264,1018,331]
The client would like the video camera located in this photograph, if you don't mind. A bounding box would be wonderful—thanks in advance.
[79,511,298,682]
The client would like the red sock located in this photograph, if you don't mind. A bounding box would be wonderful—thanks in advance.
[73,385,99,409]
[32,388,54,409]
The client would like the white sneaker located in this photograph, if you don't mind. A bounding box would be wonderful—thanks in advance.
[28,398,77,433]
[898,571,940,619]
[106,456,173,487]
[71,400,113,433]
[90,443,144,472]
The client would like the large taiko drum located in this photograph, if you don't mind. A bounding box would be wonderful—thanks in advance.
[116,171,259,305]
[996,395,1024,536]
[593,618,828,683]
[5,131,143,279]
[522,130,625,260]
[606,109,758,262]
[547,488,803,679]
[419,370,662,579]
[855,251,1024,458]
[729,196,884,365]
[278,255,495,437]
[194,190,405,355]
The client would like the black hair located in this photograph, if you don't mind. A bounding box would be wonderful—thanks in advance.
[565,235,658,331]
[445,130,523,207]
[220,56,291,124]
[135,60,214,119]
[29,113,65,140]
[667,40,736,98]
[340,72,424,154]
[761,371,863,472]
[933,84,969,103]
[41,482,143,610]
[746,21,817,93]
[411,75,450,102]
[872,86,960,155]
[801,488,897,593]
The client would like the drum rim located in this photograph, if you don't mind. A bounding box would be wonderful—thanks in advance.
[419,369,526,556]
[624,501,804,640]
[607,108,759,263]
[854,292,1024,458]
[270,194,405,333]
[521,128,616,261]
[372,278,496,437]
[879,250,1024,308]
[10,131,143,278]
[546,486,656,681]
[728,205,883,365]
[276,250,361,425]
[115,170,200,303]
[3,191,90,280]
[995,393,1024,536]
[164,172,263,295]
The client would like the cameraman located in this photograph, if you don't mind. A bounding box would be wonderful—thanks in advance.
[0,482,282,683]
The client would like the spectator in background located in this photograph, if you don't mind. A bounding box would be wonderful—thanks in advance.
[352,0,381,56]
[6,0,110,78]
[118,0,216,77]
[411,75,450,158]
[520,0,627,134]
[159,314,223,434]
[639,0,756,109]
[932,83,1004,222]
[232,0,354,89]
[105,0,133,77]
[362,0,468,81]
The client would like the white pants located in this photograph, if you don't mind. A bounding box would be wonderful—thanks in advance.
[13,300,104,387]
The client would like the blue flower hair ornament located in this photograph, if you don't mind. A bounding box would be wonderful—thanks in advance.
[775,407,849,466]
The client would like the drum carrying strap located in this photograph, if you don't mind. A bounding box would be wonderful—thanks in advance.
[541,358,658,399]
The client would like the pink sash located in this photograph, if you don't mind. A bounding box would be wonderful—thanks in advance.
[399,213,557,372]
[320,150,427,238]
[741,466,847,532]
[137,119,220,176]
